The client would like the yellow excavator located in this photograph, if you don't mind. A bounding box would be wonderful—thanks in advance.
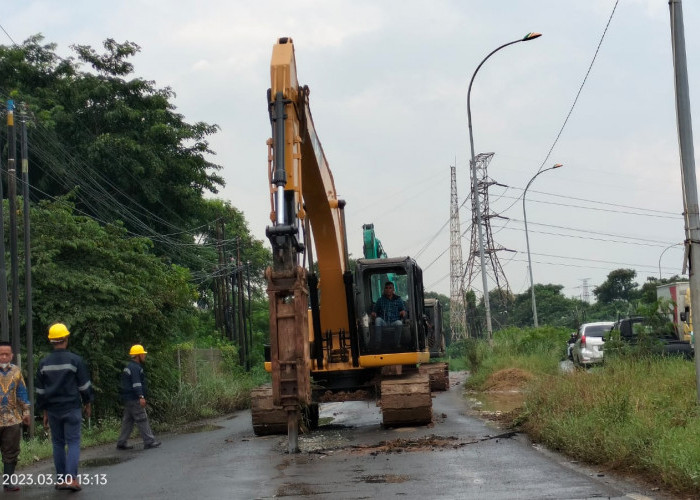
[252,37,448,452]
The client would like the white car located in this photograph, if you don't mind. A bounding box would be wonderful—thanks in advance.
[571,321,614,367]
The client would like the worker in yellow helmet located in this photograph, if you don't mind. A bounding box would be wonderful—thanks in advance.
[35,323,93,491]
[116,344,160,450]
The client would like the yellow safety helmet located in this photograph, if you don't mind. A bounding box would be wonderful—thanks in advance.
[129,344,147,356]
[48,323,70,340]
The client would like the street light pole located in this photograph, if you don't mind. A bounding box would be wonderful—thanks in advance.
[467,32,542,342]
[523,163,562,328]
[658,242,683,279]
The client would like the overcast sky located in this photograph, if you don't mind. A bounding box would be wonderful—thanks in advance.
[4,0,699,302]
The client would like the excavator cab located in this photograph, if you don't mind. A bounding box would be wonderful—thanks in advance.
[355,257,427,355]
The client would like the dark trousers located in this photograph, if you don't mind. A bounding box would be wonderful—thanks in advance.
[48,407,82,477]
[117,400,156,446]
[0,424,21,464]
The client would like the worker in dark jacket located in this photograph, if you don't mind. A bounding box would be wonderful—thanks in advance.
[35,323,93,492]
[116,344,160,450]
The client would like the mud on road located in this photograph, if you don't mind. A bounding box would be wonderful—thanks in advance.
[16,370,680,499]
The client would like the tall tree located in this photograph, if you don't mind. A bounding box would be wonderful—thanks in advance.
[593,269,639,304]
[22,197,199,417]
[0,35,224,267]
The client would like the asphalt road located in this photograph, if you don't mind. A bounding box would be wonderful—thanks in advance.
[15,373,674,499]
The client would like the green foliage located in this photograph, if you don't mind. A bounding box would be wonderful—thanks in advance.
[470,284,591,332]
[521,357,700,494]
[18,367,270,468]
[450,327,569,389]
[0,36,224,262]
[17,197,205,417]
[604,301,682,360]
[593,268,639,304]
[447,338,485,372]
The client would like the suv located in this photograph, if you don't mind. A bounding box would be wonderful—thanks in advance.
[571,321,613,367]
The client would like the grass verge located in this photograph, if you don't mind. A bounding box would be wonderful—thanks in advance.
[457,328,700,496]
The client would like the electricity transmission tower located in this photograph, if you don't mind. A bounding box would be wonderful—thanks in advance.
[465,152,511,318]
[449,165,467,340]
[580,278,591,303]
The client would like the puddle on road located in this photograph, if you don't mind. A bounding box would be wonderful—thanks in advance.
[176,423,223,434]
[81,457,127,467]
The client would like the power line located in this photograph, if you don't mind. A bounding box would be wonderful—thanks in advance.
[498,220,681,248]
[534,0,620,173]
[506,186,680,217]
[495,193,680,219]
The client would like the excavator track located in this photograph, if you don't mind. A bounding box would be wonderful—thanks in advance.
[251,385,319,436]
[380,373,432,427]
[419,362,450,392]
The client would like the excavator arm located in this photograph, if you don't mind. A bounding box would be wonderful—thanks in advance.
[264,37,352,451]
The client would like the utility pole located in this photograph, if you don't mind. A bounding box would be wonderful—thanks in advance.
[0,103,11,341]
[215,220,226,337]
[669,0,700,403]
[20,104,35,436]
[6,100,20,358]
[237,241,247,368]
[246,261,252,371]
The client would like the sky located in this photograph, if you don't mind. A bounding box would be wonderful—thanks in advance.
[3,0,699,302]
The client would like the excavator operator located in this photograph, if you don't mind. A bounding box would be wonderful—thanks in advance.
[371,281,406,326]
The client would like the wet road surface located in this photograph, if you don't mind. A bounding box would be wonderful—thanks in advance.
[15,373,672,499]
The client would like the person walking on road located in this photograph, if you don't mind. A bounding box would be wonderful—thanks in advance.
[116,344,160,450]
[35,323,94,491]
[0,342,31,492]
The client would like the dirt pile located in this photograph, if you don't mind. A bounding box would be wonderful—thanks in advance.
[482,368,533,392]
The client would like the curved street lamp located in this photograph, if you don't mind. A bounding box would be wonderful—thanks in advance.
[658,242,684,279]
[467,32,542,341]
[523,163,563,328]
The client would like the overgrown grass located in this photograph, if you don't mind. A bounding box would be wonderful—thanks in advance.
[523,356,700,494]
[18,367,269,468]
[151,364,268,427]
[458,326,569,388]
[456,327,700,496]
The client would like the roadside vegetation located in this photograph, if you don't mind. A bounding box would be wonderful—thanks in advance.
[3,33,697,495]
[0,37,273,468]
[19,356,269,468]
[451,327,700,496]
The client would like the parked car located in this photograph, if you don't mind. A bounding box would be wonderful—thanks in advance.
[610,316,694,359]
[571,321,614,367]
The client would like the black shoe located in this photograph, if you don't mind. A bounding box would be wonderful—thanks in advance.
[116,444,134,450]
[144,441,161,449]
